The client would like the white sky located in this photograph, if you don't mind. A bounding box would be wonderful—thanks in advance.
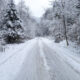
[14,0,53,18]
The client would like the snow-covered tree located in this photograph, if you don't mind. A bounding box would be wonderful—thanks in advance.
[39,0,80,44]
[1,0,24,43]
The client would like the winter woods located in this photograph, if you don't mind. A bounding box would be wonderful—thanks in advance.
[0,0,80,45]
[39,0,80,45]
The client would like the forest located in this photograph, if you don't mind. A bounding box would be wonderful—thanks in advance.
[0,0,80,45]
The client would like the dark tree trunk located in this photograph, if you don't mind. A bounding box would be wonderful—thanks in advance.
[62,14,69,46]
[61,1,69,46]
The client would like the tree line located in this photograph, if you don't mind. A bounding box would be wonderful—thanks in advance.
[39,0,80,45]
[0,0,80,45]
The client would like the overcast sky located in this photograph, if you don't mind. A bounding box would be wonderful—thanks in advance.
[14,0,52,18]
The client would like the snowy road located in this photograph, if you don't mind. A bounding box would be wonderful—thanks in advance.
[0,38,80,80]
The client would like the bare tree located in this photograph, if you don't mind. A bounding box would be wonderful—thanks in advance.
[60,0,69,46]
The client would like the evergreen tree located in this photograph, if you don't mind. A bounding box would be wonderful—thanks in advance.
[2,0,24,43]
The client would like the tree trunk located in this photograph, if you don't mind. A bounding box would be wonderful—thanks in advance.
[62,15,69,46]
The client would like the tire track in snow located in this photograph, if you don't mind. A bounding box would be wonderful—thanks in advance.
[38,39,50,71]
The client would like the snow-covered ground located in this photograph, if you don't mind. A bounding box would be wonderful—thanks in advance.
[0,39,37,80]
[42,38,80,79]
[0,38,80,80]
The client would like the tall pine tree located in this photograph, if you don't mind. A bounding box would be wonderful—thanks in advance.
[2,0,24,43]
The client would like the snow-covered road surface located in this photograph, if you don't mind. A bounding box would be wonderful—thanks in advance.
[0,38,80,80]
